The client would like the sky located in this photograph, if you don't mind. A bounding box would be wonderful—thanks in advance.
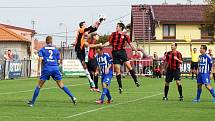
[0,0,204,45]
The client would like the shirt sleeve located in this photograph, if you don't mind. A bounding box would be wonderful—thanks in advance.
[106,54,113,65]
[108,32,115,44]
[208,56,213,72]
[125,35,131,44]
[56,49,60,60]
[165,52,169,62]
[38,49,43,57]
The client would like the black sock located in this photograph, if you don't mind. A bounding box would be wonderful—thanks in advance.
[178,85,183,97]
[164,86,169,98]
[192,72,194,79]
[94,74,98,89]
[213,73,215,81]
[116,74,122,88]
[89,73,94,88]
[129,69,138,83]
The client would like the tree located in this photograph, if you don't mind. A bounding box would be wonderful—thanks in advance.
[203,0,215,42]
[97,34,109,44]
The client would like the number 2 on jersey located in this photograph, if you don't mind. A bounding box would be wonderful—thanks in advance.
[48,50,53,59]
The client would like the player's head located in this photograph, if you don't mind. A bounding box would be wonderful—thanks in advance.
[8,49,11,54]
[200,45,207,54]
[193,48,197,53]
[171,43,177,51]
[96,46,103,55]
[116,22,125,32]
[91,33,99,41]
[209,48,212,54]
[46,36,53,45]
[79,21,87,28]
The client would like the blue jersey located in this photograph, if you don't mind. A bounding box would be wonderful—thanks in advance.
[198,54,212,74]
[38,45,60,71]
[96,53,113,75]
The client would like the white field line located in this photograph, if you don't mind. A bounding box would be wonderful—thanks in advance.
[64,93,162,119]
[0,83,88,95]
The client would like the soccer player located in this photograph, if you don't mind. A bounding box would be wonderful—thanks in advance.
[75,16,105,90]
[95,47,113,104]
[86,33,100,92]
[193,45,215,102]
[28,36,77,107]
[190,43,199,80]
[102,22,140,94]
[163,43,184,101]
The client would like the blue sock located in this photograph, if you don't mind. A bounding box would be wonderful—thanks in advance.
[106,89,111,101]
[31,86,40,104]
[100,88,108,102]
[209,88,215,98]
[196,89,202,100]
[62,86,74,98]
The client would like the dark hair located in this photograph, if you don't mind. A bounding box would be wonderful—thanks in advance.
[8,49,11,52]
[46,36,53,44]
[201,45,207,51]
[174,43,177,47]
[117,22,125,31]
[96,46,103,50]
[91,33,98,38]
[79,21,85,28]
[193,48,197,50]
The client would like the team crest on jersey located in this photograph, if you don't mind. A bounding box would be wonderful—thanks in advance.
[121,36,124,39]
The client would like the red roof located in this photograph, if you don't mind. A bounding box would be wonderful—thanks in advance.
[0,25,30,42]
[0,23,35,33]
[131,4,210,41]
[151,5,209,23]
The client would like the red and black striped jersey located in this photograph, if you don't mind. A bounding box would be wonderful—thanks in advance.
[165,51,182,70]
[109,31,131,51]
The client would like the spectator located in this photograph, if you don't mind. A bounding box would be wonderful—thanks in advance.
[132,51,141,74]
[153,52,159,60]
[153,65,161,78]
[208,49,215,82]
[3,50,13,60]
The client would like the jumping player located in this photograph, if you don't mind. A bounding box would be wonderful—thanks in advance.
[75,15,106,90]
[102,22,140,94]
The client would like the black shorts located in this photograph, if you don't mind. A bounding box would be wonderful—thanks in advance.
[112,49,128,64]
[86,58,98,72]
[165,69,181,83]
[75,48,85,62]
[191,62,198,70]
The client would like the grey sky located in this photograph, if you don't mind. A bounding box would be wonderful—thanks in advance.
[0,0,204,45]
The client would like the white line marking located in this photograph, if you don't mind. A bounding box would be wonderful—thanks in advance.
[64,93,162,119]
[0,83,88,95]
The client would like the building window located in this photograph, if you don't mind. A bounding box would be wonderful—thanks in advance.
[201,24,214,39]
[163,24,176,39]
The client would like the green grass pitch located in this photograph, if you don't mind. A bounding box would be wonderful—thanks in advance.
[0,76,215,121]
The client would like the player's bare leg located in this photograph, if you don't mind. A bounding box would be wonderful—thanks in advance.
[124,61,140,87]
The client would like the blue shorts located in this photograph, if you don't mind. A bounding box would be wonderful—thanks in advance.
[40,69,62,81]
[197,73,210,84]
[101,74,112,86]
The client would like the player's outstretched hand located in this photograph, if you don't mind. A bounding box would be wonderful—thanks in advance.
[98,14,106,23]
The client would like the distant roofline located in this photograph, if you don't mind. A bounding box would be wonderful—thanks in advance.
[0,23,36,34]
